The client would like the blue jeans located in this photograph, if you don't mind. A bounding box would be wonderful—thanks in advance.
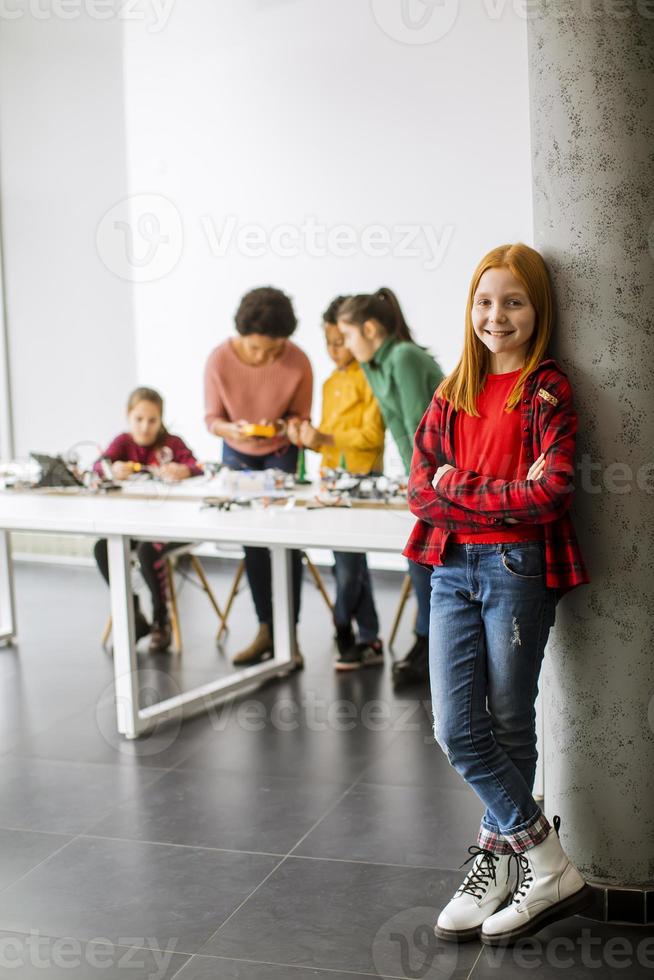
[429,541,557,843]
[222,443,302,627]
[332,552,380,643]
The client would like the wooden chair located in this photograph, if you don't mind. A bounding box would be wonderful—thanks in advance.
[215,550,334,644]
[388,573,414,652]
[102,544,225,654]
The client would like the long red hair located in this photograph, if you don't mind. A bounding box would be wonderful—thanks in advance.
[437,243,554,416]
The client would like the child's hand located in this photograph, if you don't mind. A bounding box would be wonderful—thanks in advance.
[299,421,323,451]
[432,463,455,489]
[286,418,302,446]
[111,461,133,481]
[158,463,191,482]
[526,453,546,481]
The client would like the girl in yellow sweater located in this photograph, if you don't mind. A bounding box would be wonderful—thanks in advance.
[289,297,385,670]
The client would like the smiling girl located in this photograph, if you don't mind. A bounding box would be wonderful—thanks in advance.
[405,244,591,946]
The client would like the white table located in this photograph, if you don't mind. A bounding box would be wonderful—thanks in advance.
[0,485,413,739]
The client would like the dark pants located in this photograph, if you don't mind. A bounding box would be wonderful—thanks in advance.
[221,443,303,628]
[94,538,180,624]
[332,551,380,643]
[408,558,432,638]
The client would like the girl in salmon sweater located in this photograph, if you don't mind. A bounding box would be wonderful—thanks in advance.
[93,386,202,653]
[204,286,313,669]
[405,244,591,946]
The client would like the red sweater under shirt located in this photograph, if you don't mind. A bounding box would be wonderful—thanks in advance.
[449,369,544,544]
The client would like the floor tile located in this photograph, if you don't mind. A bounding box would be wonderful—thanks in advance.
[0,836,280,955]
[174,955,395,979]
[0,828,72,891]
[200,855,481,977]
[294,781,483,869]
[0,756,166,834]
[86,767,349,853]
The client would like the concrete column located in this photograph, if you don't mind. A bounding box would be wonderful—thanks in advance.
[527,1,654,886]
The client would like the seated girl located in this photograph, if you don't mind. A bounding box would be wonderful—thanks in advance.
[93,386,202,653]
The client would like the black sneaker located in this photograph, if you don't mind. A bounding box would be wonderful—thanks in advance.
[391,635,429,688]
[335,639,384,672]
[334,623,356,657]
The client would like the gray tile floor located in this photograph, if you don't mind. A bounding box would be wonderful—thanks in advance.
[0,560,650,979]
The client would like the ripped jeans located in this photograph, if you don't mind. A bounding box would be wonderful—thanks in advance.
[429,541,558,854]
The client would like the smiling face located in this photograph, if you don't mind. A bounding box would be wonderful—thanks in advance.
[324,323,354,369]
[472,266,536,373]
[128,400,162,447]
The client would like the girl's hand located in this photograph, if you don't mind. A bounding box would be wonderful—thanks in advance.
[505,453,546,523]
[526,453,546,481]
[158,462,191,482]
[432,463,455,489]
[111,461,133,481]
[299,421,323,451]
[286,419,302,446]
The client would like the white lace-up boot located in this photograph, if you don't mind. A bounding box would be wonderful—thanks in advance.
[434,847,515,942]
[481,817,592,946]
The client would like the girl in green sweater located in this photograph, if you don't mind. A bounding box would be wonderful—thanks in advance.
[337,288,444,688]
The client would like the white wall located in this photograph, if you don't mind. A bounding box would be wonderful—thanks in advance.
[0,1,534,467]
[121,0,534,465]
[0,6,137,461]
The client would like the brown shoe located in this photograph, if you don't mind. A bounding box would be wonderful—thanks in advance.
[232,623,274,666]
[149,620,171,653]
[291,632,304,671]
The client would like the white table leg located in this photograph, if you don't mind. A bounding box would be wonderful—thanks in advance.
[0,529,16,645]
[108,535,141,739]
[271,546,294,668]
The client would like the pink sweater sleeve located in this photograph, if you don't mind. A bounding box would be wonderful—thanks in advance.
[286,353,313,420]
[204,349,226,432]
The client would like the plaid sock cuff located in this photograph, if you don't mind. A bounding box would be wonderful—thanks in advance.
[477,825,514,855]
[500,810,551,854]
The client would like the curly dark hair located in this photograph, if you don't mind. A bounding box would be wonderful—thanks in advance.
[322,295,350,327]
[234,287,298,338]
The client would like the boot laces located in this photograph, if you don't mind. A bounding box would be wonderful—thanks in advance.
[456,847,500,899]
[510,853,534,905]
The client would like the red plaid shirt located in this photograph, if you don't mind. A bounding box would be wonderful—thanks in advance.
[403,357,590,596]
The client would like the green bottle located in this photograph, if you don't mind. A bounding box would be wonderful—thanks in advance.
[338,452,347,472]
[296,447,307,483]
